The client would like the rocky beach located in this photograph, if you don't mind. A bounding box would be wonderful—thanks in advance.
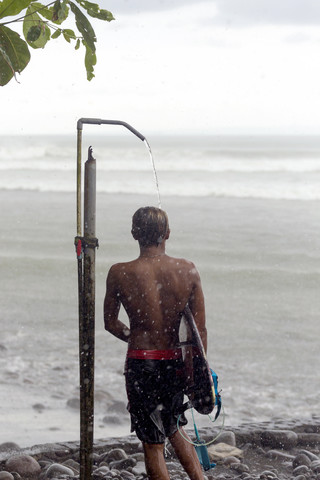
[0,417,319,480]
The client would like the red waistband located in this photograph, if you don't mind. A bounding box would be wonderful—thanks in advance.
[127,349,182,360]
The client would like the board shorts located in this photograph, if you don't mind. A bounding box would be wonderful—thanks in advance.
[125,349,188,444]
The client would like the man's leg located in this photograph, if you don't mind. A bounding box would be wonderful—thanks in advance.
[169,428,204,480]
[143,442,170,480]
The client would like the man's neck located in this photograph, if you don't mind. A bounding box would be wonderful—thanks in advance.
[139,244,166,258]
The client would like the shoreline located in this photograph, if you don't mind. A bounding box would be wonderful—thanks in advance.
[1,418,320,479]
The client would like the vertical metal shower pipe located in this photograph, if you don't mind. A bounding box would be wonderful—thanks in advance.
[80,148,96,480]
[76,119,146,480]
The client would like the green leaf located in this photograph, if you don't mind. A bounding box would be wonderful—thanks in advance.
[52,0,69,24]
[75,0,114,21]
[26,2,53,21]
[51,28,61,39]
[23,3,50,49]
[68,1,95,52]
[0,0,31,20]
[83,39,95,81]
[0,25,30,85]
[75,37,80,49]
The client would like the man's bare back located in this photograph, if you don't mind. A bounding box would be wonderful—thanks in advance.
[104,253,206,351]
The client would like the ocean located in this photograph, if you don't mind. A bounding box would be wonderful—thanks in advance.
[0,133,319,447]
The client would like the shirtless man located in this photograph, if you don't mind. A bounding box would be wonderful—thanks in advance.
[104,206,207,480]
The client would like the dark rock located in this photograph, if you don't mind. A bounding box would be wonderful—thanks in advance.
[45,463,75,478]
[103,448,128,463]
[297,434,320,448]
[223,456,241,466]
[62,458,80,471]
[5,455,41,478]
[109,458,136,470]
[293,453,312,468]
[0,443,20,453]
[0,473,15,480]
[293,465,310,476]
[259,470,278,479]
[267,450,295,461]
[216,432,236,447]
[260,430,298,450]
[298,450,320,462]
[311,460,320,474]
[230,463,250,473]
[132,461,146,475]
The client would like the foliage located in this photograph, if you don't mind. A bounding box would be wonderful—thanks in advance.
[0,0,114,85]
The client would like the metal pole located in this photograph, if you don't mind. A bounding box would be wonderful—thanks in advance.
[80,147,97,480]
[75,119,146,480]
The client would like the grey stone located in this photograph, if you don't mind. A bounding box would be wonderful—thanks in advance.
[294,476,306,480]
[293,454,312,468]
[293,465,310,476]
[259,470,278,479]
[298,449,320,462]
[109,458,136,470]
[311,460,320,474]
[5,455,41,478]
[62,459,80,472]
[131,453,145,462]
[208,443,243,461]
[0,473,15,480]
[0,443,20,453]
[260,430,298,450]
[223,456,241,466]
[94,465,110,475]
[297,434,320,447]
[132,461,146,475]
[104,448,128,463]
[45,463,75,478]
[230,463,250,473]
[215,431,236,447]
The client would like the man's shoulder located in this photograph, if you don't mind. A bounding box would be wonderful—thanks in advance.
[108,259,137,275]
[166,255,198,274]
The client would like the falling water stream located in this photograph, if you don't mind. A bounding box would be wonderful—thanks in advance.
[144,139,162,209]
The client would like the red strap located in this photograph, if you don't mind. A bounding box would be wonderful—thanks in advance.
[127,349,182,360]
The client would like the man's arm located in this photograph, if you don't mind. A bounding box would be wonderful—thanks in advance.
[104,265,130,342]
[188,265,207,352]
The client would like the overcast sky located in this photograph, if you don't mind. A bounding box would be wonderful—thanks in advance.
[2,0,320,135]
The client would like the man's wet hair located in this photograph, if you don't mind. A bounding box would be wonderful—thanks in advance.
[131,207,169,246]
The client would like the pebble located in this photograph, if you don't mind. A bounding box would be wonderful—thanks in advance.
[0,473,15,480]
[293,453,312,468]
[292,465,309,476]
[0,444,20,453]
[46,463,76,478]
[216,432,236,447]
[5,455,41,478]
[260,430,298,450]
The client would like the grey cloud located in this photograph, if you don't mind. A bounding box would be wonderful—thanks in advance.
[106,0,320,26]
[213,0,320,26]
[105,0,198,14]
